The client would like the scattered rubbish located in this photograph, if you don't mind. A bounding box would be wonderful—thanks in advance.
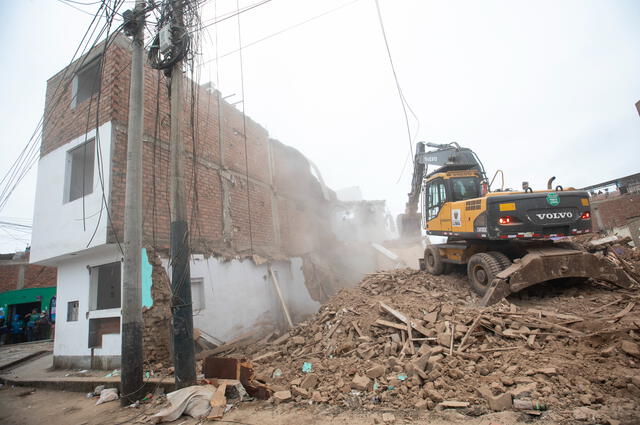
[272,369,282,378]
[513,399,547,411]
[301,362,313,373]
[96,388,119,405]
[104,369,120,378]
[152,385,216,423]
[396,373,407,381]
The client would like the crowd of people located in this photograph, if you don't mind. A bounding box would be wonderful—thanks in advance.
[0,308,54,344]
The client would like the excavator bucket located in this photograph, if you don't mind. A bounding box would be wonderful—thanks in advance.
[480,247,636,306]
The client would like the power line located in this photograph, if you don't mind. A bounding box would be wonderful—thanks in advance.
[373,0,417,174]
[198,0,362,67]
[197,0,272,32]
[236,0,254,254]
[0,0,115,212]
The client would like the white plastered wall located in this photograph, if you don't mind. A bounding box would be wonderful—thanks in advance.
[31,122,112,264]
[54,245,122,358]
[165,256,320,343]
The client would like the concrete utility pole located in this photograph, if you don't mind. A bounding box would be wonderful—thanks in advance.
[121,0,145,405]
[169,0,196,389]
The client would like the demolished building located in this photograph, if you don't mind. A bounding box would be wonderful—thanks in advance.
[29,34,379,369]
[583,172,640,246]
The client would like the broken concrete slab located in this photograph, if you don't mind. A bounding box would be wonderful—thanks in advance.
[273,390,292,404]
[351,374,371,391]
[477,386,512,411]
[621,340,640,358]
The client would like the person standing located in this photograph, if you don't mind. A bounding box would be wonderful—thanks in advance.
[10,314,24,344]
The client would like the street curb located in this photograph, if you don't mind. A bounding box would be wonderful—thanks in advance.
[0,375,176,394]
[0,350,50,371]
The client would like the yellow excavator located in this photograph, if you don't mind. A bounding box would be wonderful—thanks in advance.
[398,142,633,305]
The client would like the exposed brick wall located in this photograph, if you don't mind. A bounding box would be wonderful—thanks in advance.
[592,193,640,231]
[41,34,336,259]
[0,253,57,293]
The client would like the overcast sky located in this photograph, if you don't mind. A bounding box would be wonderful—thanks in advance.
[0,0,639,252]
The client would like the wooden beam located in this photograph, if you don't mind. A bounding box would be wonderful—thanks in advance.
[269,264,294,329]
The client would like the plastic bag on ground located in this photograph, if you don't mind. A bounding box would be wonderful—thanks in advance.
[152,385,216,423]
[96,388,119,405]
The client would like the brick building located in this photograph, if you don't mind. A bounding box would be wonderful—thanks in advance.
[0,251,57,335]
[582,172,640,246]
[30,34,353,368]
[0,251,57,293]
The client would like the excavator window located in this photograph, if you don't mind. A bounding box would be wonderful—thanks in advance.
[426,179,447,220]
[451,177,480,201]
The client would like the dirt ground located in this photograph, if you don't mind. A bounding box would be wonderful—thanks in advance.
[0,384,550,425]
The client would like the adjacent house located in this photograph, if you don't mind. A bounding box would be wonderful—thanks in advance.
[0,250,57,343]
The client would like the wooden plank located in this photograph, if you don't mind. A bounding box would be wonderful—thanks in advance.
[527,309,583,322]
[379,302,408,323]
[195,329,259,360]
[440,401,470,408]
[270,333,289,346]
[269,264,294,328]
[251,351,281,363]
[379,301,431,337]
[522,318,584,335]
[587,297,624,315]
[475,346,520,353]
[457,311,484,353]
[609,302,636,323]
[326,319,342,339]
[207,383,227,419]
[352,321,364,338]
[375,319,408,331]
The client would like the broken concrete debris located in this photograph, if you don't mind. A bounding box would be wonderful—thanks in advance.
[199,253,639,422]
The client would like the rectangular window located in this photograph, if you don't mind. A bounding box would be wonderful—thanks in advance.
[65,139,95,202]
[67,301,79,321]
[90,262,121,311]
[88,317,120,348]
[73,56,102,107]
[191,278,205,312]
[451,177,480,201]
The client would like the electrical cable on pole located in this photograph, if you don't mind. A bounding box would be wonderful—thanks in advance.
[167,0,197,389]
[121,0,146,405]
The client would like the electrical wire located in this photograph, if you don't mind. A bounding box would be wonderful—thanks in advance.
[0,0,113,212]
[198,0,362,67]
[197,0,272,32]
[235,0,254,254]
[373,0,418,181]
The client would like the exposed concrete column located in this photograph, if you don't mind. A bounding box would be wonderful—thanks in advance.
[16,264,26,290]
[267,139,281,249]
[216,91,234,247]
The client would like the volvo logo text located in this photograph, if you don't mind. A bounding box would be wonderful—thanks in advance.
[536,212,573,220]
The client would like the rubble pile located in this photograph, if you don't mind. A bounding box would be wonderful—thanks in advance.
[221,264,640,423]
